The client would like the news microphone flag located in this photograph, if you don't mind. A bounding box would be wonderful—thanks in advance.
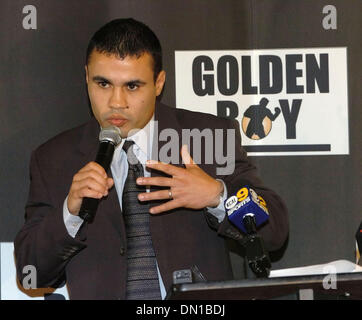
[225,186,269,234]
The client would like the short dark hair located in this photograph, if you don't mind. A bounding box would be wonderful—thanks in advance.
[86,18,162,80]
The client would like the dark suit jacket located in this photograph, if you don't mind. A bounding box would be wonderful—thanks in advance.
[14,102,288,299]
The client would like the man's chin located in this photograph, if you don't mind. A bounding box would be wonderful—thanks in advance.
[117,125,141,139]
[125,127,143,138]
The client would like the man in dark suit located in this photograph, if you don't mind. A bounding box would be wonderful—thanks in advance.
[14,18,288,300]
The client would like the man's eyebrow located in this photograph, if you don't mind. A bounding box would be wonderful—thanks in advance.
[125,79,146,86]
[91,76,146,86]
[92,76,111,83]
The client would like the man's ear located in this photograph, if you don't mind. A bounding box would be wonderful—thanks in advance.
[85,65,89,84]
[155,70,166,96]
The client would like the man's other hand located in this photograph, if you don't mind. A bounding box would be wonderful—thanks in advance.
[136,145,223,214]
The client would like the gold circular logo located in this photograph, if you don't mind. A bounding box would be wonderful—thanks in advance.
[242,116,272,140]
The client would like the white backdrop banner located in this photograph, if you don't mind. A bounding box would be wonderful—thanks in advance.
[175,48,348,156]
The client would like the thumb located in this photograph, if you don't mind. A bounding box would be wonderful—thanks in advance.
[181,144,196,168]
[107,177,114,189]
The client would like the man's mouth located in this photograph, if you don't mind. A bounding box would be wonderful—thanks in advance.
[106,116,128,127]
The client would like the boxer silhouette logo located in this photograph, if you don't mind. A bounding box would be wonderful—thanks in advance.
[242,98,281,140]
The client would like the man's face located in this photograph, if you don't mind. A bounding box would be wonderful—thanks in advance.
[85,50,165,138]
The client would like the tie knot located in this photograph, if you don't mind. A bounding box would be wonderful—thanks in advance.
[122,140,140,167]
[122,140,135,153]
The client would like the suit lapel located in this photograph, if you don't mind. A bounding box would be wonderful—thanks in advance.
[78,116,100,161]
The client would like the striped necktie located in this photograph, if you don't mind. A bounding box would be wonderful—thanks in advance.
[122,140,162,300]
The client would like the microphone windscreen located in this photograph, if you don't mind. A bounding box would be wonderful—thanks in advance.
[99,126,122,145]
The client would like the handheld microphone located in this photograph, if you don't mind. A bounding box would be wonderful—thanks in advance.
[225,186,271,277]
[78,126,122,223]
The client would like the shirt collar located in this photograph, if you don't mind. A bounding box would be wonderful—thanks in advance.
[120,114,154,158]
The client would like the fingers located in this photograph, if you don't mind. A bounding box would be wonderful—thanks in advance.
[107,177,114,189]
[72,178,109,197]
[180,144,196,167]
[74,162,110,194]
[78,161,107,177]
[138,189,172,202]
[136,176,174,187]
[145,160,181,176]
[144,145,196,177]
[72,185,105,200]
[73,170,108,188]
[146,146,196,170]
[67,162,113,215]
[149,200,180,214]
[137,189,180,214]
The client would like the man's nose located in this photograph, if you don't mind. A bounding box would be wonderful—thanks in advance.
[109,87,127,109]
